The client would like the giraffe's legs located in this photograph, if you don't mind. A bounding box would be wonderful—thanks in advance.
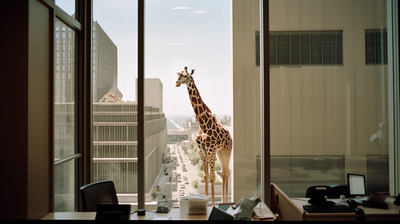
[218,150,231,203]
[199,149,209,197]
[222,166,230,203]
[209,159,216,207]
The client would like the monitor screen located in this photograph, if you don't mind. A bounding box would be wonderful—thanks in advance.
[347,173,366,196]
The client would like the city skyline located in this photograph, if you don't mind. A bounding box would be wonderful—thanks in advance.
[55,0,232,117]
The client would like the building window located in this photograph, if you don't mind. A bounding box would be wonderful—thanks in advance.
[365,29,388,65]
[267,31,343,66]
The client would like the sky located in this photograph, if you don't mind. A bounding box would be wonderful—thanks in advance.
[55,0,232,117]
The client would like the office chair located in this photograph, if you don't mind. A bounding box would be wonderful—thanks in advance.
[80,180,119,212]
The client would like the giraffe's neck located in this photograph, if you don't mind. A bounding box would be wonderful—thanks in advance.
[187,79,214,131]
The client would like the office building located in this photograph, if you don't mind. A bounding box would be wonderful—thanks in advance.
[92,96,167,204]
[55,19,122,103]
[92,21,122,102]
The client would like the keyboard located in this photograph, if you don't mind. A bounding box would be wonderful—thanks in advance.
[303,204,353,213]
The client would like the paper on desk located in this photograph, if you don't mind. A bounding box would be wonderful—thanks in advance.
[225,205,241,217]
[148,217,171,220]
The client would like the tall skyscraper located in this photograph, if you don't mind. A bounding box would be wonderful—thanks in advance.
[92,21,123,102]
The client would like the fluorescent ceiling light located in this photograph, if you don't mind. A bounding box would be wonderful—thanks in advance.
[194,10,207,14]
[172,6,190,10]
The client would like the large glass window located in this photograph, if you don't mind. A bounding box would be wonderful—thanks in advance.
[145,0,233,207]
[54,17,77,211]
[91,0,235,209]
[269,0,391,197]
[92,0,139,206]
[51,0,399,213]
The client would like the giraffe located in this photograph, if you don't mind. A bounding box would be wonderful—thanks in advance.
[175,67,232,206]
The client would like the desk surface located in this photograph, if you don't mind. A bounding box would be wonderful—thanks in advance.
[42,202,276,221]
[291,197,400,221]
[42,207,212,221]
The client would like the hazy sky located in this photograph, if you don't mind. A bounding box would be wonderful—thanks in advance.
[56,0,232,117]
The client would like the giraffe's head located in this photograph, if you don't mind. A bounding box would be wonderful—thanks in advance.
[175,67,195,87]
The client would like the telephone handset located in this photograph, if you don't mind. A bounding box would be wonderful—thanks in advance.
[235,196,261,221]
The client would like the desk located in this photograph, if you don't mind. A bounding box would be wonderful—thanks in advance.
[42,207,212,221]
[270,183,400,221]
[42,202,276,221]
[292,197,400,221]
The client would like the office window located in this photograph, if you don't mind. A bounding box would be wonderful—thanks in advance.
[90,0,238,208]
[271,155,345,196]
[365,29,388,65]
[145,0,234,205]
[50,0,399,213]
[54,18,77,211]
[92,0,139,205]
[269,0,391,197]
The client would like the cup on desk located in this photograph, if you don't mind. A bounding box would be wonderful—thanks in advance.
[340,195,346,201]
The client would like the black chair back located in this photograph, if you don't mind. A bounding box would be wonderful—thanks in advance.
[80,180,118,211]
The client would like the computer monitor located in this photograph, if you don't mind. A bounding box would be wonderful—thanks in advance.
[347,173,366,197]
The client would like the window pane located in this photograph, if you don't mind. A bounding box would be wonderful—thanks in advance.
[300,33,310,65]
[310,33,322,64]
[54,17,76,210]
[365,31,376,64]
[277,34,290,65]
[54,161,76,211]
[54,18,75,159]
[270,0,389,197]
[332,32,343,64]
[323,33,332,64]
[146,0,233,207]
[92,0,138,206]
[291,34,300,65]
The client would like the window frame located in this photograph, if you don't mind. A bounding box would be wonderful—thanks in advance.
[48,0,93,211]
[51,0,400,211]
